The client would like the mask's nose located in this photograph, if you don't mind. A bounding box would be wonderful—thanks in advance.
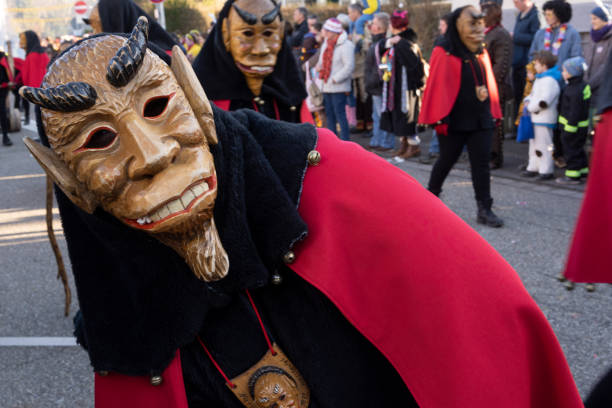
[119,112,180,179]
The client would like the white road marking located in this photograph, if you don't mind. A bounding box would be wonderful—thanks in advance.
[0,173,45,181]
[0,337,77,346]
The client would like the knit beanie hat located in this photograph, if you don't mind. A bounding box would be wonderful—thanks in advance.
[323,18,343,34]
[390,9,409,30]
[562,56,587,78]
[591,6,610,22]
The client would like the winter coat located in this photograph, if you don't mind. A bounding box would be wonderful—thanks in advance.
[512,6,540,67]
[364,33,386,96]
[558,76,591,135]
[485,24,513,101]
[316,31,355,94]
[583,27,612,106]
[529,24,582,68]
[527,74,560,125]
[289,20,309,48]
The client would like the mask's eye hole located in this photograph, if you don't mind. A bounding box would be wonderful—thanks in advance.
[75,127,117,152]
[143,93,175,119]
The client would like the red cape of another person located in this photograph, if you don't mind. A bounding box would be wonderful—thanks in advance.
[95,129,581,408]
[564,109,612,283]
[22,51,49,88]
[418,46,502,125]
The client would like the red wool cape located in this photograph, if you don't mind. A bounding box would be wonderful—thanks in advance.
[564,109,612,283]
[96,129,582,408]
[418,46,502,125]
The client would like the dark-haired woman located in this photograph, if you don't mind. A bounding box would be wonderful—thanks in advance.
[528,0,581,167]
[19,31,49,125]
[528,0,581,68]
[419,5,504,227]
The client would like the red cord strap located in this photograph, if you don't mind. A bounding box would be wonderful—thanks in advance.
[467,58,486,87]
[197,289,276,389]
[245,289,276,356]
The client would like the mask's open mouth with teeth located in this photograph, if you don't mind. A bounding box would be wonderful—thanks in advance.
[125,175,217,230]
[236,62,274,75]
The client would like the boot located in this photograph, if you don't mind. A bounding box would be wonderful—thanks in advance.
[401,143,421,158]
[2,134,12,146]
[476,198,504,228]
[393,136,408,157]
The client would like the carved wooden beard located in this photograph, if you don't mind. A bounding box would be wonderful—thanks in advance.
[23,31,229,282]
[222,0,283,96]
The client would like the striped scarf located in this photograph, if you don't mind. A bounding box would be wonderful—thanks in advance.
[320,36,338,83]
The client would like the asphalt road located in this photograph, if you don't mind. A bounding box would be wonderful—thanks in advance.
[1,126,610,407]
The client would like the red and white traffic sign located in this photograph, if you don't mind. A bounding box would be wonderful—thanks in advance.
[74,0,88,15]
[150,0,165,3]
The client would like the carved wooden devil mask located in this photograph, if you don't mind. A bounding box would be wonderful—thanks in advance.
[456,6,485,53]
[21,17,229,282]
[222,0,284,96]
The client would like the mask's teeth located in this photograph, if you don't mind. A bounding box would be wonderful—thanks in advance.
[137,217,146,225]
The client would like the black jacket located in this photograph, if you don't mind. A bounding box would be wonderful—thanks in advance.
[364,33,386,96]
[289,20,309,48]
[512,6,540,67]
[558,76,591,134]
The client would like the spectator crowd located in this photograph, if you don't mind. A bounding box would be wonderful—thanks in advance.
[284,0,611,194]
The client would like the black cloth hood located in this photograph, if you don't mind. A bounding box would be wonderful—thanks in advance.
[23,30,44,55]
[37,104,317,375]
[97,0,182,52]
[439,6,483,59]
[192,0,307,106]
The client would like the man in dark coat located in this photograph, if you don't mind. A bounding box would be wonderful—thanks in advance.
[511,0,540,119]
[289,7,309,49]
[482,1,513,168]
[21,16,584,408]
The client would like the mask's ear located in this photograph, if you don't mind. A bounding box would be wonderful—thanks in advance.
[222,18,231,51]
[23,137,98,214]
[170,45,218,145]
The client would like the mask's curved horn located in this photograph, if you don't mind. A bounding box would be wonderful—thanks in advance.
[170,45,218,145]
[19,82,97,112]
[23,137,98,214]
[107,16,149,87]
[261,3,282,25]
[232,4,257,25]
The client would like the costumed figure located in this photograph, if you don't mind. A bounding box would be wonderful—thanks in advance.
[83,0,182,53]
[0,50,16,146]
[194,0,311,123]
[481,0,512,169]
[560,49,612,406]
[419,6,504,228]
[22,16,585,408]
[19,30,49,125]
[379,10,425,159]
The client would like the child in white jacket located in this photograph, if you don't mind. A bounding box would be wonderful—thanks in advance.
[522,51,561,180]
